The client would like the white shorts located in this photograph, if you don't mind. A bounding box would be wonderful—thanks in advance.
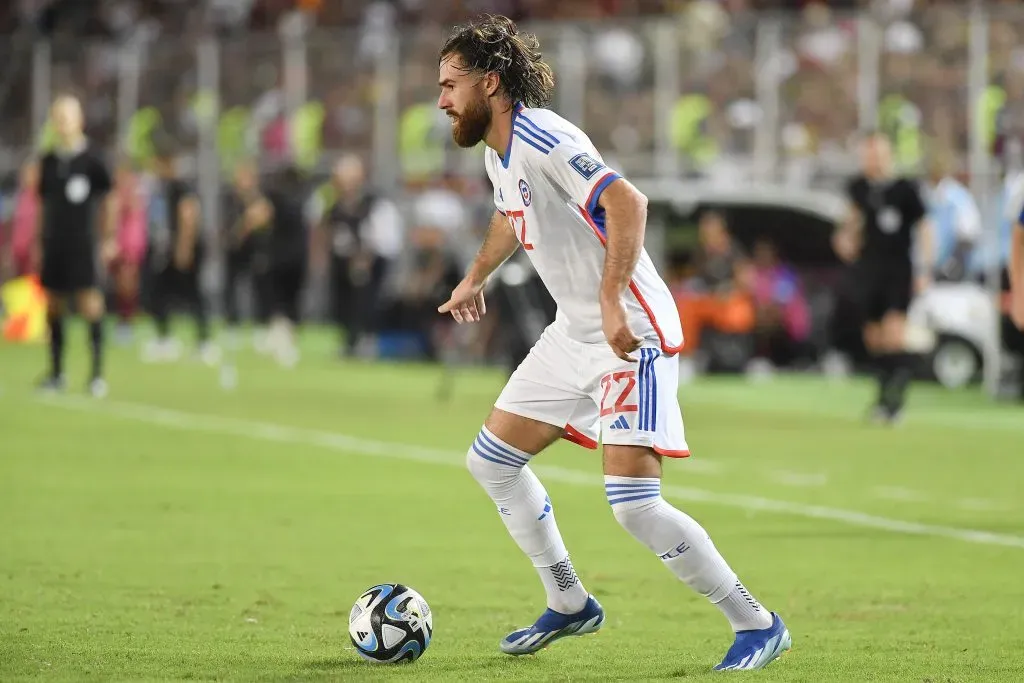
[494,324,690,457]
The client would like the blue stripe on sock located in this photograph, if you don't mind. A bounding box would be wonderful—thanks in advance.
[607,491,662,506]
[473,438,526,468]
[478,432,529,466]
[604,481,661,490]
[472,441,524,468]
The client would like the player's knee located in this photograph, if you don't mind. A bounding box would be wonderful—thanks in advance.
[605,477,663,536]
[466,427,529,486]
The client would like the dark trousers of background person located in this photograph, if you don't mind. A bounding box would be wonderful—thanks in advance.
[268,260,306,325]
[224,248,273,327]
[331,255,387,355]
[150,263,210,343]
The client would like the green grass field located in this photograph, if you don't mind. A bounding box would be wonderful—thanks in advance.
[2,325,1023,682]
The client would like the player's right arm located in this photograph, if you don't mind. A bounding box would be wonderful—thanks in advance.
[437,210,517,323]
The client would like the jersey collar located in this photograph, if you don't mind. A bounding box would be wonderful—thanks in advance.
[501,102,525,169]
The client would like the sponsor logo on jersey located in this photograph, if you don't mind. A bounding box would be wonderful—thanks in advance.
[518,178,532,206]
[568,152,605,180]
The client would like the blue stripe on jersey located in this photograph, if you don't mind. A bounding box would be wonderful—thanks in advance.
[586,172,621,217]
[513,122,555,151]
[590,209,607,238]
[1019,204,1024,224]
[516,115,559,147]
[513,130,551,155]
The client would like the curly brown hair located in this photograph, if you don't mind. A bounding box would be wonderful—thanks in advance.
[439,15,555,108]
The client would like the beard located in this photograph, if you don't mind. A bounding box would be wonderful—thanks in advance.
[449,95,491,148]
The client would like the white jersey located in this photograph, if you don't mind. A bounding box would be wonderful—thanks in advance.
[484,104,684,355]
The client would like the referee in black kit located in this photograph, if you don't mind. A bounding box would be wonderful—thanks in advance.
[833,131,935,423]
[37,95,115,397]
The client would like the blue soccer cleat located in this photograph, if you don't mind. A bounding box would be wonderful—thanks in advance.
[500,595,605,655]
[714,612,792,671]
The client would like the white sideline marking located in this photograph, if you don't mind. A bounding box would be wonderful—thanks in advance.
[35,395,1024,550]
[872,486,931,503]
[769,470,828,487]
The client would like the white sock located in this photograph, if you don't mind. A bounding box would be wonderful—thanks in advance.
[605,476,772,631]
[468,427,589,614]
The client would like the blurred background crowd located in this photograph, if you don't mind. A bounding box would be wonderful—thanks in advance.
[1,0,1023,397]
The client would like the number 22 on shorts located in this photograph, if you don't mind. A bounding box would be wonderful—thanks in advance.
[506,210,534,250]
[599,370,638,417]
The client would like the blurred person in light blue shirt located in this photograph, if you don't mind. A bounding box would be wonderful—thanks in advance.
[925,154,981,282]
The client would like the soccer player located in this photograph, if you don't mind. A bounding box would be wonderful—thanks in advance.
[833,131,934,423]
[435,17,790,671]
[36,95,115,397]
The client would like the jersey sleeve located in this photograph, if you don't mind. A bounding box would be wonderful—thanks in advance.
[91,154,113,196]
[539,140,622,219]
[902,180,927,226]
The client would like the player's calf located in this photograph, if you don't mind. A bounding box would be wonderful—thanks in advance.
[603,470,774,633]
[466,426,588,615]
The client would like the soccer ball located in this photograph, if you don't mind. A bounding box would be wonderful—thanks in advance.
[348,584,433,663]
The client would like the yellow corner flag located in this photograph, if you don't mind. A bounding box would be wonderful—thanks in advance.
[1,275,48,343]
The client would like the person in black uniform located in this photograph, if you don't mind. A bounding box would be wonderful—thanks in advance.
[833,131,935,422]
[37,95,115,397]
[242,164,308,365]
[144,137,212,362]
[316,154,397,358]
[222,161,272,341]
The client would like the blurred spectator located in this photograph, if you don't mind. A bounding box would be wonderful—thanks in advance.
[673,211,755,357]
[262,164,311,365]
[110,160,148,342]
[925,150,980,282]
[748,238,812,367]
[7,160,40,279]
[383,181,466,361]
[222,160,273,338]
[311,154,402,358]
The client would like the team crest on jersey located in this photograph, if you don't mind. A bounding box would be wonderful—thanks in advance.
[65,175,91,204]
[568,153,605,180]
[519,179,532,206]
[877,207,901,234]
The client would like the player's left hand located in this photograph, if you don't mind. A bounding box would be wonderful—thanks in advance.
[438,275,486,323]
[601,298,643,362]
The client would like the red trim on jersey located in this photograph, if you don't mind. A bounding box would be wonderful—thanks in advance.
[654,445,691,459]
[584,171,619,215]
[577,205,685,356]
[562,424,598,450]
